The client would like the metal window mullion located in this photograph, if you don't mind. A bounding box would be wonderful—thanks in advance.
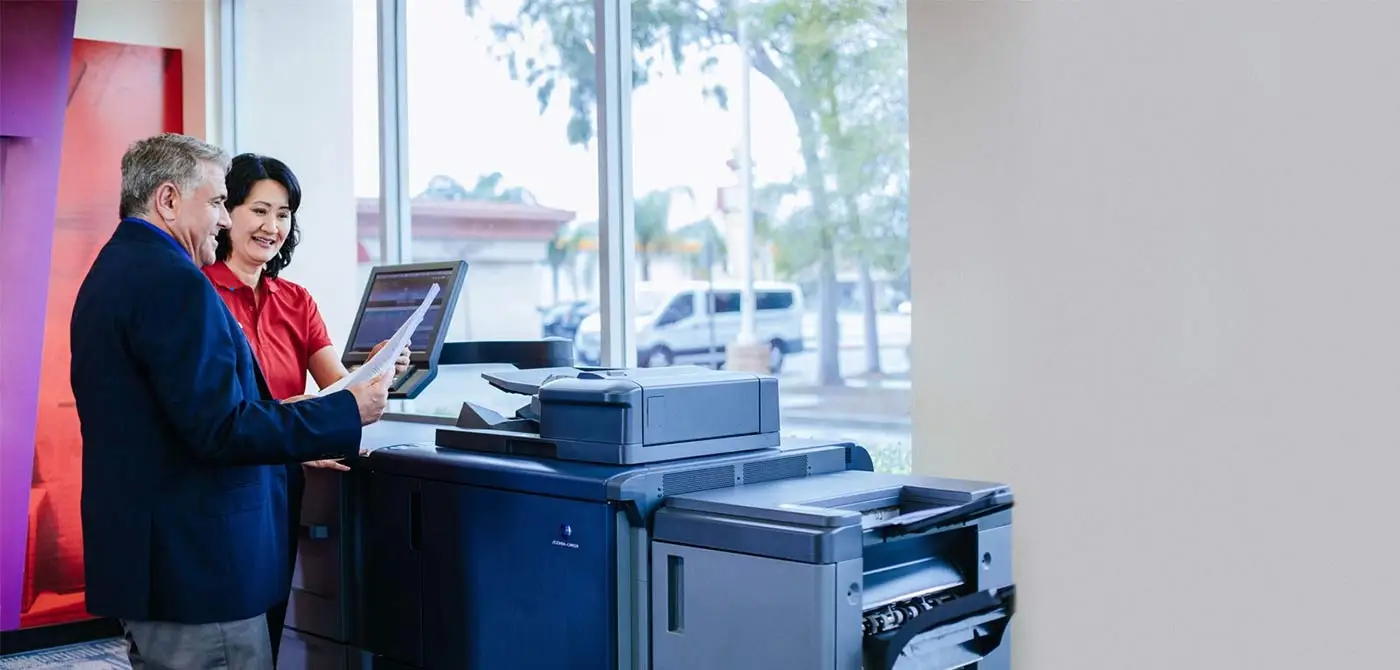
[377,0,411,266]
[378,0,413,415]
[595,0,637,368]
[219,0,242,151]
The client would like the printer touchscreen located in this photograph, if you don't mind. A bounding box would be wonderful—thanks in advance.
[349,267,457,355]
[341,260,467,399]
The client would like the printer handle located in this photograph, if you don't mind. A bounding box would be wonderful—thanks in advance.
[862,586,1015,670]
[875,495,1014,539]
[438,339,574,368]
[300,522,330,540]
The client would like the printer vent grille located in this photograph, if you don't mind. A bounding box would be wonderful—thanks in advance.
[662,466,737,496]
[742,456,810,485]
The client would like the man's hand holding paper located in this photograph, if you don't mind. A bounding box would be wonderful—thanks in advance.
[318,283,439,396]
[370,339,412,375]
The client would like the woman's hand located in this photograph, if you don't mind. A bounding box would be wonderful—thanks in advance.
[302,448,372,472]
[281,394,315,404]
[304,459,351,472]
[369,339,413,378]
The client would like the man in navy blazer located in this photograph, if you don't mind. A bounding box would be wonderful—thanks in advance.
[70,133,392,669]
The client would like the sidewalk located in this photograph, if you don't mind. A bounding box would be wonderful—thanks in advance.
[780,378,911,429]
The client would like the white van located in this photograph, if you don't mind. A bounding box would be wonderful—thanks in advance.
[573,281,806,372]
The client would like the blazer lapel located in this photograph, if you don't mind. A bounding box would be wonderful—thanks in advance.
[250,358,274,402]
[214,298,276,402]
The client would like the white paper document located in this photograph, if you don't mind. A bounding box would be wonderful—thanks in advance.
[318,282,441,396]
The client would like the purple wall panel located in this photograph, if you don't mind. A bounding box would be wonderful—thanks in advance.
[0,0,77,631]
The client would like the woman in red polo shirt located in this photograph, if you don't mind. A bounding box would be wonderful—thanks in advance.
[202,153,409,662]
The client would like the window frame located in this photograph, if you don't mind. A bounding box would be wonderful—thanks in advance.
[220,0,916,469]
[375,0,637,419]
[222,0,667,417]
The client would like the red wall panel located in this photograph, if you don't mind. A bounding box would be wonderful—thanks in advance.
[18,38,183,629]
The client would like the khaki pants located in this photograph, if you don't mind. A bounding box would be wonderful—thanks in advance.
[120,613,273,670]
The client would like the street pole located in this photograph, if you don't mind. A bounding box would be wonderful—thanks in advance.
[736,0,757,347]
[705,240,719,368]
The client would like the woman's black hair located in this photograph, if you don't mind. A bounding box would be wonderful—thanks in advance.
[217,153,302,279]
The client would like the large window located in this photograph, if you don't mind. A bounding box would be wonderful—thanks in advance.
[387,0,601,418]
[360,0,910,473]
[354,0,383,289]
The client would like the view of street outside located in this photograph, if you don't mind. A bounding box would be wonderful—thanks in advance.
[417,309,912,473]
[780,312,911,473]
[353,0,912,472]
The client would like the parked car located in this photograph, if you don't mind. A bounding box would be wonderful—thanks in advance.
[573,281,806,372]
[539,300,596,341]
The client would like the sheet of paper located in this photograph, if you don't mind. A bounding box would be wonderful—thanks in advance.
[318,282,441,396]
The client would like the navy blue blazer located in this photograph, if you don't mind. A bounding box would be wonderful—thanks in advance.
[71,219,363,624]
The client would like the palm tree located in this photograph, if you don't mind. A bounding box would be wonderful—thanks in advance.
[414,171,576,298]
[633,188,695,280]
[673,219,727,279]
[545,224,591,303]
[417,172,536,204]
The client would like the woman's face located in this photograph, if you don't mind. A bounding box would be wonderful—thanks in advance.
[228,179,292,267]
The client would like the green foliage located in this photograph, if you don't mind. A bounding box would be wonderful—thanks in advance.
[546,226,577,268]
[567,187,725,280]
[750,180,797,239]
[418,172,537,204]
[467,0,910,385]
[674,218,726,259]
[869,444,912,475]
[768,203,823,279]
[634,188,683,256]
[464,0,909,270]
[786,1,909,277]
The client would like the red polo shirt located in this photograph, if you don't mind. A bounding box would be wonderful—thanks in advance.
[202,261,335,400]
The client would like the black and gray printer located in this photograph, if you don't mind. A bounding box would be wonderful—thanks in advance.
[436,365,783,464]
[650,472,1014,669]
[347,365,1015,669]
[279,263,1016,670]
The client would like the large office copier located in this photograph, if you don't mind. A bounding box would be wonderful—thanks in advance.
[281,262,1016,670]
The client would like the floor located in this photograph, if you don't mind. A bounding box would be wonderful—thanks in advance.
[0,639,128,669]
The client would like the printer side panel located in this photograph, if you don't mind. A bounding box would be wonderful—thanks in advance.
[639,379,762,446]
[287,466,354,641]
[972,513,1013,670]
[651,541,857,670]
[973,512,1013,594]
[357,472,425,667]
[419,483,618,669]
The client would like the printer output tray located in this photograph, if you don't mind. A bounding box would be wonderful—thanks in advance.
[862,586,1015,670]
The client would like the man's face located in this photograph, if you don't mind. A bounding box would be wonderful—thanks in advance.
[164,162,229,266]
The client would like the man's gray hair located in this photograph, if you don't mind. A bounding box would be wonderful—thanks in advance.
[118,133,231,219]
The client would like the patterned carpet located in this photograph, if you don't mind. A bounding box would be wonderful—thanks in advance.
[0,638,129,669]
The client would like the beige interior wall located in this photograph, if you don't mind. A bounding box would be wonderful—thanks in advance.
[908,2,1400,667]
